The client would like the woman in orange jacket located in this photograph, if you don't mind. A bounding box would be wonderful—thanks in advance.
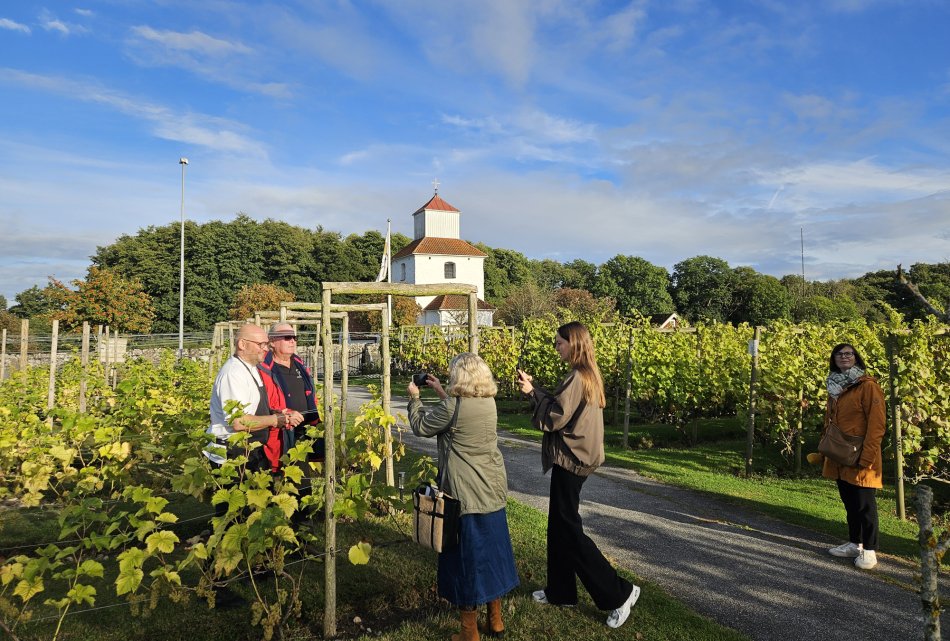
[822,343,887,570]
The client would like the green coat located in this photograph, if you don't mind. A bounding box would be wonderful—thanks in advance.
[408,396,508,516]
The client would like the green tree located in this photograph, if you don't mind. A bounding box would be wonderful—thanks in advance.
[670,255,737,323]
[9,285,57,318]
[46,267,155,332]
[0,294,6,310]
[592,255,673,317]
[729,267,791,325]
[476,245,534,304]
[530,259,569,290]
[562,259,597,291]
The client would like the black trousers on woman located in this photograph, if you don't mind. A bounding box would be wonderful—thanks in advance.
[545,464,632,610]
[836,479,879,550]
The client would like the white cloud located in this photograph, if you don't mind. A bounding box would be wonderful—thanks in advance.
[125,25,289,98]
[129,26,252,56]
[74,9,94,17]
[39,10,86,35]
[0,18,30,34]
[0,68,267,156]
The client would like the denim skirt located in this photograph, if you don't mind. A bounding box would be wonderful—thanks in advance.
[437,507,519,607]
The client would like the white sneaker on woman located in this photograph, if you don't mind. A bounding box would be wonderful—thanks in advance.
[606,585,640,629]
[828,542,860,558]
[855,549,877,569]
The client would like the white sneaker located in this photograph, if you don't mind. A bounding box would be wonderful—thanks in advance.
[828,542,860,558]
[532,590,574,607]
[855,549,877,570]
[606,585,640,629]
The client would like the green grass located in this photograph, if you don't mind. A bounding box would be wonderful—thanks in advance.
[500,414,927,561]
[1,472,748,641]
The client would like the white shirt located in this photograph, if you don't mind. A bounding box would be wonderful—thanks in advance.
[205,355,264,463]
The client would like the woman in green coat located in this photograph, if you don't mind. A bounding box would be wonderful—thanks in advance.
[408,352,518,641]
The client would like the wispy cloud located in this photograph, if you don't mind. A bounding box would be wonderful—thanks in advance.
[39,9,87,36]
[125,25,289,98]
[0,18,30,34]
[0,68,267,155]
[74,9,94,18]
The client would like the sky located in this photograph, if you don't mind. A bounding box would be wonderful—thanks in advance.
[1,0,949,305]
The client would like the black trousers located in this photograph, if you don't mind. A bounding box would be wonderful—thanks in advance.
[836,479,879,550]
[545,464,632,611]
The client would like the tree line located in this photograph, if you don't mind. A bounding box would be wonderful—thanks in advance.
[2,214,949,333]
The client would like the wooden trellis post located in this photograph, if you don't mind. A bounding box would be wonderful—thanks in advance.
[19,318,28,371]
[79,322,90,413]
[1,328,6,381]
[746,326,761,478]
[47,319,59,423]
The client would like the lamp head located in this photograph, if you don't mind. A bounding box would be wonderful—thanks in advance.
[179,157,189,165]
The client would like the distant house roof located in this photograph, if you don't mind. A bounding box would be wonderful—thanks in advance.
[413,194,459,214]
[649,313,680,329]
[423,295,495,311]
[392,237,488,260]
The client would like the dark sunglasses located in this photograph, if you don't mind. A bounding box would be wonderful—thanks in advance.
[272,335,297,342]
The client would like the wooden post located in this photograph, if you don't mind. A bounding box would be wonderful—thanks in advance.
[47,319,59,421]
[112,330,120,388]
[745,326,761,478]
[917,485,944,641]
[340,314,349,452]
[320,288,336,640]
[467,292,478,354]
[79,322,90,413]
[886,334,905,520]
[19,318,29,371]
[622,327,634,450]
[103,325,111,383]
[795,385,804,474]
[1,328,6,381]
[381,304,394,486]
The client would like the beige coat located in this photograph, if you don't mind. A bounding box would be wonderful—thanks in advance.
[408,395,509,515]
[531,370,605,477]
[821,375,887,489]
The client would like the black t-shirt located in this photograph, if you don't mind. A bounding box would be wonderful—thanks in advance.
[274,362,309,413]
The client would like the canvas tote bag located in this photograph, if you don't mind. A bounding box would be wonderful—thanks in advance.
[412,398,462,553]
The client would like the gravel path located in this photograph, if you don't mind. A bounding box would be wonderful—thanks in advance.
[344,385,941,641]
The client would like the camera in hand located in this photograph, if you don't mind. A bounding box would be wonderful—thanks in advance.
[412,372,429,387]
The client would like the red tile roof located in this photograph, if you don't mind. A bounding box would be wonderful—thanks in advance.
[392,237,488,259]
[413,194,459,214]
[423,295,495,311]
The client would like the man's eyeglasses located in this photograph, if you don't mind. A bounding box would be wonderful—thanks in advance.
[242,339,269,349]
[835,351,855,358]
[273,335,297,342]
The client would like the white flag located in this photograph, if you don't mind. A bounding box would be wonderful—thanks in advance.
[375,225,390,282]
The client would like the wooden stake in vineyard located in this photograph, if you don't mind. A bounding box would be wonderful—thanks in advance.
[916,484,948,641]
[47,319,59,425]
[79,322,89,413]
[746,326,761,477]
[19,318,28,371]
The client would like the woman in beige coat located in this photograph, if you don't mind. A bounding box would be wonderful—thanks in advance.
[517,322,639,629]
[822,342,886,570]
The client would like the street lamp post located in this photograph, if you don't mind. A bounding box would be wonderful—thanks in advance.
[178,157,189,357]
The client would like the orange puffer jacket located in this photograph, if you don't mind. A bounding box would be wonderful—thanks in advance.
[821,376,887,489]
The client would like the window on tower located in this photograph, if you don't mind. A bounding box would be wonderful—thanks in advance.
[444,262,456,279]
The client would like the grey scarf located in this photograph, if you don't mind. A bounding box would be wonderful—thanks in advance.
[827,366,865,399]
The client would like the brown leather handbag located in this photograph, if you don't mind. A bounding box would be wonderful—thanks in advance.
[818,422,864,467]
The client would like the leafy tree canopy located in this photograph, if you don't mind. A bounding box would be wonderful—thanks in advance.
[592,255,673,317]
[46,267,155,333]
[229,283,296,321]
[670,255,737,323]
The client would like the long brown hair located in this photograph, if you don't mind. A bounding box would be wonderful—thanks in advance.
[557,321,606,408]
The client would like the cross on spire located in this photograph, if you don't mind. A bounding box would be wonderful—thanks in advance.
[432,177,440,194]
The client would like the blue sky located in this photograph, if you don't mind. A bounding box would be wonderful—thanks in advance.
[1,0,949,305]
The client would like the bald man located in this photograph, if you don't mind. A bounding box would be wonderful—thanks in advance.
[206,323,302,472]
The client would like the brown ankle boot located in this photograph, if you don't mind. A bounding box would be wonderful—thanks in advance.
[486,599,505,637]
[451,608,480,641]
